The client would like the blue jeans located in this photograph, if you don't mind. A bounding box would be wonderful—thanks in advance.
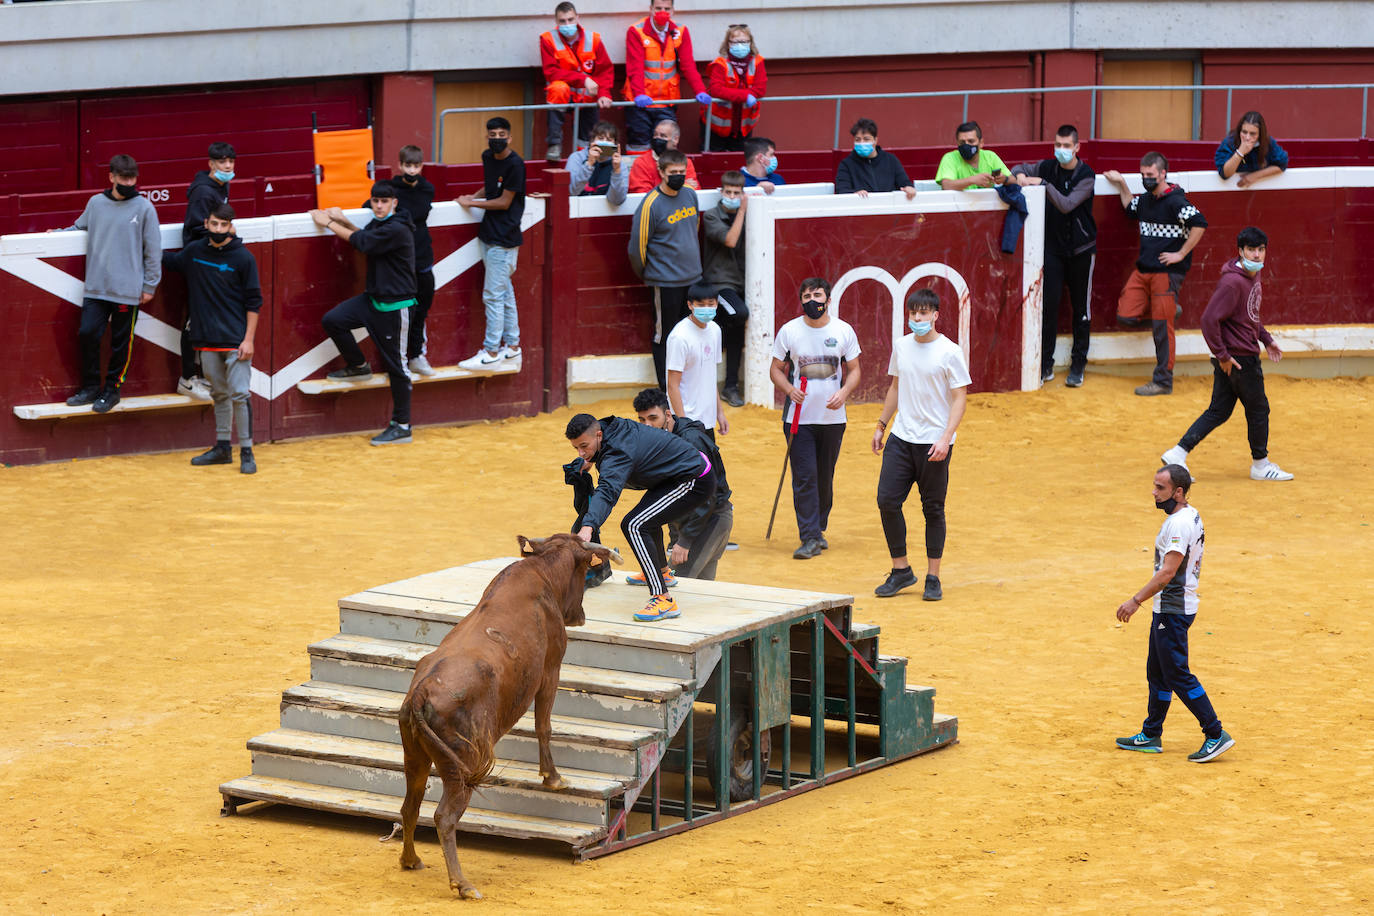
[479,241,519,353]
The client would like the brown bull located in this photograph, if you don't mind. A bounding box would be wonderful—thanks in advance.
[396,533,619,899]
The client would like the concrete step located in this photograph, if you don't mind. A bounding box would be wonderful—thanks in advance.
[279,681,660,778]
[219,775,606,848]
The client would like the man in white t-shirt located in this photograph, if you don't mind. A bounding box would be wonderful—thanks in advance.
[871,289,970,600]
[770,277,862,559]
[665,284,729,437]
[1113,464,1235,763]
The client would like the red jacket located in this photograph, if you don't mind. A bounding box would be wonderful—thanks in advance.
[624,17,706,100]
[539,27,613,98]
[704,55,767,137]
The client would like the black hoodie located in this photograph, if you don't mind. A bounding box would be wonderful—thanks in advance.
[183,170,231,246]
[581,415,709,531]
[367,175,436,271]
[349,208,417,302]
[162,236,262,349]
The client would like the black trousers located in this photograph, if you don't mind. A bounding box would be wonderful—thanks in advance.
[713,287,750,390]
[1142,612,1222,739]
[180,319,199,379]
[1178,355,1270,460]
[787,422,845,542]
[621,473,715,594]
[78,297,138,391]
[876,435,952,560]
[322,294,412,425]
[651,285,690,389]
[406,269,436,361]
[546,108,594,148]
[1042,250,1094,375]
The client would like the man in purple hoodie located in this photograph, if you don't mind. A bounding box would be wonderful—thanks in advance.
[1160,227,1294,481]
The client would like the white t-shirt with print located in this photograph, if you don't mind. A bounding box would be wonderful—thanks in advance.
[1153,505,1204,616]
[665,317,722,429]
[771,315,862,426]
[887,332,971,444]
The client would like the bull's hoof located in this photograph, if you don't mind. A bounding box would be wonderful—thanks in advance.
[399,856,425,870]
[542,774,568,791]
[455,883,484,900]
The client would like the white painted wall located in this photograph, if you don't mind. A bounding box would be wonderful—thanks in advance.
[3,1,1370,96]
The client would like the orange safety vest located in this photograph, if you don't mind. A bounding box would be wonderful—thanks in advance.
[542,28,603,98]
[623,18,684,106]
[704,55,762,137]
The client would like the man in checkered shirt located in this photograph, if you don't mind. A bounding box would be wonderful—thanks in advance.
[1104,152,1208,396]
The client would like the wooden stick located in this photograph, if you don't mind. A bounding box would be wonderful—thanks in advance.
[766,377,807,539]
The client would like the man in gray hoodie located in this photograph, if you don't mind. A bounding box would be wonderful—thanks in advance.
[63,154,162,413]
[628,147,701,388]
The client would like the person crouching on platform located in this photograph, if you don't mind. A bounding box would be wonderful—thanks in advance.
[871,289,970,600]
[311,182,418,446]
[633,387,734,581]
[566,412,715,622]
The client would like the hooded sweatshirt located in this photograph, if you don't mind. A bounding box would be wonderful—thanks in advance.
[1201,259,1273,363]
[628,186,701,286]
[372,175,435,271]
[183,170,231,245]
[162,236,262,349]
[349,208,417,303]
[71,189,162,305]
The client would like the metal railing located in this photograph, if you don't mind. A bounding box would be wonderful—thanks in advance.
[437,82,1374,161]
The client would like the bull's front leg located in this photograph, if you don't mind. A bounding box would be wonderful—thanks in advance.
[533,678,567,791]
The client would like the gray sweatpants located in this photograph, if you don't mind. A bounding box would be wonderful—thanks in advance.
[676,504,733,581]
[200,350,252,446]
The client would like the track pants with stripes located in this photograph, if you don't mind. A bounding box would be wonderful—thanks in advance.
[78,297,138,391]
[1142,611,1223,740]
[620,474,715,595]
[322,294,412,425]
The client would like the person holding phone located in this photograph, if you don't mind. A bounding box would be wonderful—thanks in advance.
[566,120,629,205]
[936,121,1011,190]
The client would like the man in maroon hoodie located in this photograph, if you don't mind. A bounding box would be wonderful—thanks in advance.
[1160,227,1294,481]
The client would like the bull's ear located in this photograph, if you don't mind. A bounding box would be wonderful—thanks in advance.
[518,535,535,555]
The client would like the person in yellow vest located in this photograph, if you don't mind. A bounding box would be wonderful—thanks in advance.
[540,2,615,161]
[703,25,767,153]
[623,0,711,152]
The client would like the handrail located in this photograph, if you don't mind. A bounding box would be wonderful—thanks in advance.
[436,82,1374,161]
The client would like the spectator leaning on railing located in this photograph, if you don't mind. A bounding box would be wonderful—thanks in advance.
[623,0,712,152]
[540,2,614,161]
[936,121,1010,191]
[567,121,628,205]
[1215,110,1289,188]
[702,24,766,153]
[835,118,917,199]
[741,136,785,194]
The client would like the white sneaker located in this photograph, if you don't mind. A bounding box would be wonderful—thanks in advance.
[407,356,436,377]
[1251,459,1294,481]
[177,376,212,401]
[457,349,503,371]
[1161,445,1190,468]
[500,347,523,370]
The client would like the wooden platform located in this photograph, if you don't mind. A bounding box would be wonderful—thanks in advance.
[220,557,958,859]
[297,361,519,395]
[13,392,207,420]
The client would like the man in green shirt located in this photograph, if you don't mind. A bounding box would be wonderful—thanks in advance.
[935,121,1011,190]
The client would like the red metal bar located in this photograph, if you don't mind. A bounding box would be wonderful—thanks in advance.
[821,614,878,680]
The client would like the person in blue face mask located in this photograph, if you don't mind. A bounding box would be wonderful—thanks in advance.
[834,118,917,199]
[1159,226,1294,482]
[871,289,971,600]
[177,140,239,401]
[665,283,730,439]
[740,136,786,194]
[699,171,751,406]
[702,25,767,153]
[540,2,614,161]
[1010,124,1098,387]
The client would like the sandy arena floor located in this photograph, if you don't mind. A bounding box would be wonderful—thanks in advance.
[2,372,1372,914]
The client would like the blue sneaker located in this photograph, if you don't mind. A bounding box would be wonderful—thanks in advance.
[1188,730,1235,763]
[1116,732,1162,753]
[633,594,680,622]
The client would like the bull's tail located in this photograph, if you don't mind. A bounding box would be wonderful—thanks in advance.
[413,700,496,789]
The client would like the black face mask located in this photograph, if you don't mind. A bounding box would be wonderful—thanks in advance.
[1155,496,1179,514]
[665,174,686,191]
[208,230,231,244]
[801,299,827,320]
[401,174,419,185]
[488,138,508,154]
[114,183,140,199]
[958,142,979,160]
[649,137,670,155]
[1142,176,1160,192]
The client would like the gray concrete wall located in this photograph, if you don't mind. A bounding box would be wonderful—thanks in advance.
[2,0,1370,96]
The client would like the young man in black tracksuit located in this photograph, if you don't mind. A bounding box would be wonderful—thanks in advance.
[311,181,418,446]
[1011,124,1097,387]
[566,412,714,622]
[371,145,437,376]
[163,202,262,474]
[178,141,238,400]
[633,387,734,581]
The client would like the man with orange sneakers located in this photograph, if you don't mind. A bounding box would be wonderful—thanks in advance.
[540,2,614,161]
[623,0,712,151]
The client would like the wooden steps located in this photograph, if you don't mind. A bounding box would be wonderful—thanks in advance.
[13,392,206,420]
[296,361,518,395]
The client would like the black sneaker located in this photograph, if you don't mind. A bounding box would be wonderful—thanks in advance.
[66,386,100,406]
[792,538,823,560]
[327,363,372,380]
[922,574,943,601]
[370,421,412,446]
[585,561,613,589]
[874,567,918,598]
[818,535,829,550]
[1066,370,1084,388]
[92,388,121,413]
[239,448,257,475]
[722,385,744,408]
[191,444,232,466]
